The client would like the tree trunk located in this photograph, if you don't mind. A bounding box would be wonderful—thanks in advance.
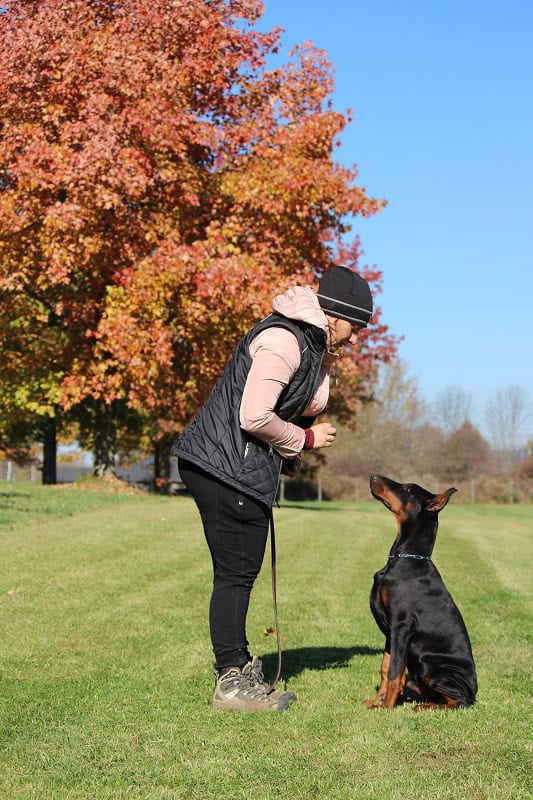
[153,439,171,492]
[42,416,57,485]
[93,401,116,477]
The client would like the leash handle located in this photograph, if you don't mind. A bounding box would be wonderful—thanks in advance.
[268,507,282,693]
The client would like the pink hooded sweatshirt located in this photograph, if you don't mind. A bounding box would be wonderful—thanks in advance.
[239,286,331,459]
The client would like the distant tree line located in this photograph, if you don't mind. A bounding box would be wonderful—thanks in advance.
[286,363,533,504]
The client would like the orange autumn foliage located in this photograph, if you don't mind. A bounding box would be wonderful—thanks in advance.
[0,0,397,445]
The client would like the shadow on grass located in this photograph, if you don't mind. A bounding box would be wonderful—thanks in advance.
[261,645,381,681]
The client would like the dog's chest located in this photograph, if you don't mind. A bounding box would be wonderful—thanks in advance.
[370,568,390,612]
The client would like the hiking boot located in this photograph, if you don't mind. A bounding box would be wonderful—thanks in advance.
[212,656,297,712]
[247,656,297,703]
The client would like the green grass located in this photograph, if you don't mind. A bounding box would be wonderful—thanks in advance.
[1,481,531,799]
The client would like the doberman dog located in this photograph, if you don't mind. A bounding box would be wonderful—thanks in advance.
[364,474,477,710]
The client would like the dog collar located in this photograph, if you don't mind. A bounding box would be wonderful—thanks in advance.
[388,553,432,561]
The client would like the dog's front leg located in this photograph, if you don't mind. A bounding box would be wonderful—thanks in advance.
[383,667,407,708]
[363,650,391,708]
[382,625,410,708]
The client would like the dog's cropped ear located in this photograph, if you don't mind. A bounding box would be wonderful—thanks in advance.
[426,487,457,513]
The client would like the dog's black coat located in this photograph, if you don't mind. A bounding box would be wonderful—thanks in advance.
[366,474,477,709]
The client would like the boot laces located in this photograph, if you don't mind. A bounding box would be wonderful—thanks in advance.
[216,659,270,701]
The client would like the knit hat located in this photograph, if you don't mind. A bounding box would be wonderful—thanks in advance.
[317,266,373,327]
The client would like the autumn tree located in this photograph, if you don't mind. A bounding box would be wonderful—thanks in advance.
[0,0,396,478]
[0,291,67,482]
[435,420,492,485]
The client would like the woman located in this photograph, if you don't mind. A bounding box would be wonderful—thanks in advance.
[172,265,373,711]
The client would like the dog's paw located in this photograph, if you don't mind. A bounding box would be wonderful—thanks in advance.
[362,696,385,709]
[413,702,440,712]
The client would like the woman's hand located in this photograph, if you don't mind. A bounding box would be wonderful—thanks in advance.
[281,454,302,477]
[311,422,337,448]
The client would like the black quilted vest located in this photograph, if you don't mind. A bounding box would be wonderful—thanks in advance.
[171,312,327,506]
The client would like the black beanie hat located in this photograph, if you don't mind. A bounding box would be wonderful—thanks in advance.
[317,266,373,327]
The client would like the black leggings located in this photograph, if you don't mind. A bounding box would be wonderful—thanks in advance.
[178,460,270,670]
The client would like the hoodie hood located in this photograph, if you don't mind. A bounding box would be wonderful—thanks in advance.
[271,286,328,333]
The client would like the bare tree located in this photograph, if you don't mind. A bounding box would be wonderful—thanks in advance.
[341,359,429,478]
[375,359,428,427]
[433,385,474,434]
[485,386,532,503]
[435,420,492,501]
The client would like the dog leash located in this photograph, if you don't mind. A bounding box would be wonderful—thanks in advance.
[267,506,283,693]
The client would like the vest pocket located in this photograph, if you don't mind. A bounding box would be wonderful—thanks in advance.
[240,438,274,474]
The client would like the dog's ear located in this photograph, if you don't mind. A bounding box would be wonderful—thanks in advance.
[426,487,457,512]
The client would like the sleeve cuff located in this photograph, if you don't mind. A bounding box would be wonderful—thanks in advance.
[303,428,315,450]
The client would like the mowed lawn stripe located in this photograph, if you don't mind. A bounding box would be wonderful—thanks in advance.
[0,485,531,800]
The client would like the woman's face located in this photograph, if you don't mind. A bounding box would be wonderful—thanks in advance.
[328,317,363,350]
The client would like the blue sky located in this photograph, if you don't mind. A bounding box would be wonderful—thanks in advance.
[258,0,532,435]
